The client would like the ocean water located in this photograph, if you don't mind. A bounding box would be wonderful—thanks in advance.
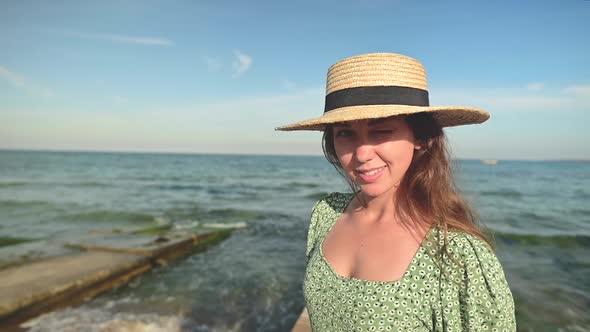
[0,150,589,331]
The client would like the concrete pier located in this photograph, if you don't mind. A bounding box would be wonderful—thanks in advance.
[291,307,311,332]
[0,230,232,331]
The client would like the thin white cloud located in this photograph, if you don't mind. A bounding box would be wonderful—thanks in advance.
[3,83,588,158]
[64,30,173,46]
[0,65,54,97]
[0,66,26,87]
[204,56,223,72]
[104,35,172,46]
[563,85,590,97]
[0,87,326,155]
[431,84,590,112]
[526,82,544,91]
[232,50,252,76]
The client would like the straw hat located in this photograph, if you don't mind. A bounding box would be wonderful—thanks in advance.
[275,53,489,131]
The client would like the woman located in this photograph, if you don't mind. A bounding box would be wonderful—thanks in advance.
[277,53,516,331]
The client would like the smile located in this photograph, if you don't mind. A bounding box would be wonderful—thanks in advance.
[355,166,386,182]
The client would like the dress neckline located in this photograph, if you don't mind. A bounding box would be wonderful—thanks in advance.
[318,193,434,284]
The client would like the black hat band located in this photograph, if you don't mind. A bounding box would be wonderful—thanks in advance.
[324,86,430,113]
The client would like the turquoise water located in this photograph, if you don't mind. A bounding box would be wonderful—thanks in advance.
[0,150,589,331]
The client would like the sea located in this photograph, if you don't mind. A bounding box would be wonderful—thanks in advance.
[0,150,589,332]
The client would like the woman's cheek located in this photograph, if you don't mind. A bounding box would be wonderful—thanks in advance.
[396,145,416,178]
[335,141,354,164]
[335,151,356,181]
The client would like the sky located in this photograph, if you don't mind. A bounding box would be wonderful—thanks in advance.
[0,0,589,160]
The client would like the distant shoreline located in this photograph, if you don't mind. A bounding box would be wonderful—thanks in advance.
[0,148,588,162]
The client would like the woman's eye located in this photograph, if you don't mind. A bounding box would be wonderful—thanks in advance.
[335,129,354,137]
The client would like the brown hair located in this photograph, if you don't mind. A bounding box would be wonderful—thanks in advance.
[322,112,492,250]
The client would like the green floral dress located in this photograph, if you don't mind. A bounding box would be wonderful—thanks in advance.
[303,193,516,331]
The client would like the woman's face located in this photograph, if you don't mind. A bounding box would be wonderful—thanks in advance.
[332,116,419,199]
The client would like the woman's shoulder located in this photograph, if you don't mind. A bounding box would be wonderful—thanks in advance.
[445,229,493,252]
[441,229,508,280]
[306,192,353,259]
[444,229,496,258]
[312,192,354,215]
[442,230,516,329]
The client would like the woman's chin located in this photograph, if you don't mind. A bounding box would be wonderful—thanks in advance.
[357,184,395,199]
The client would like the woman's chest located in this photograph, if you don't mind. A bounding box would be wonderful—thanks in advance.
[303,250,440,331]
[320,218,426,282]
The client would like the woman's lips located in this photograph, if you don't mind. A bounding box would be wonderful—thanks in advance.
[355,166,385,183]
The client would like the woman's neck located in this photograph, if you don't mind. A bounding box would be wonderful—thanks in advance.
[352,188,399,225]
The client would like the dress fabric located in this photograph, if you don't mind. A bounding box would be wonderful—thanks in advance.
[303,192,516,332]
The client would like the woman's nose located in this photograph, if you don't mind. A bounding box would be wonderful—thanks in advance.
[354,142,375,163]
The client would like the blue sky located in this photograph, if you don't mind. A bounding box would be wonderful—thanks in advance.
[0,0,589,159]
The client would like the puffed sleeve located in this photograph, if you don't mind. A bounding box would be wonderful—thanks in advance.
[442,233,517,331]
[305,199,323,262]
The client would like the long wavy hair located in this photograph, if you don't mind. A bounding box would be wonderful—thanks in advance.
[322,112,492,249]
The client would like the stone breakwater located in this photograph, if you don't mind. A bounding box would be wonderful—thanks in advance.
[0,229,233,332]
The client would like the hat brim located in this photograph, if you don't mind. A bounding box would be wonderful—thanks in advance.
[275,105,489,131]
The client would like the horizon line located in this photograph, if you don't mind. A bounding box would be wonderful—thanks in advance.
[1,148,588,162]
